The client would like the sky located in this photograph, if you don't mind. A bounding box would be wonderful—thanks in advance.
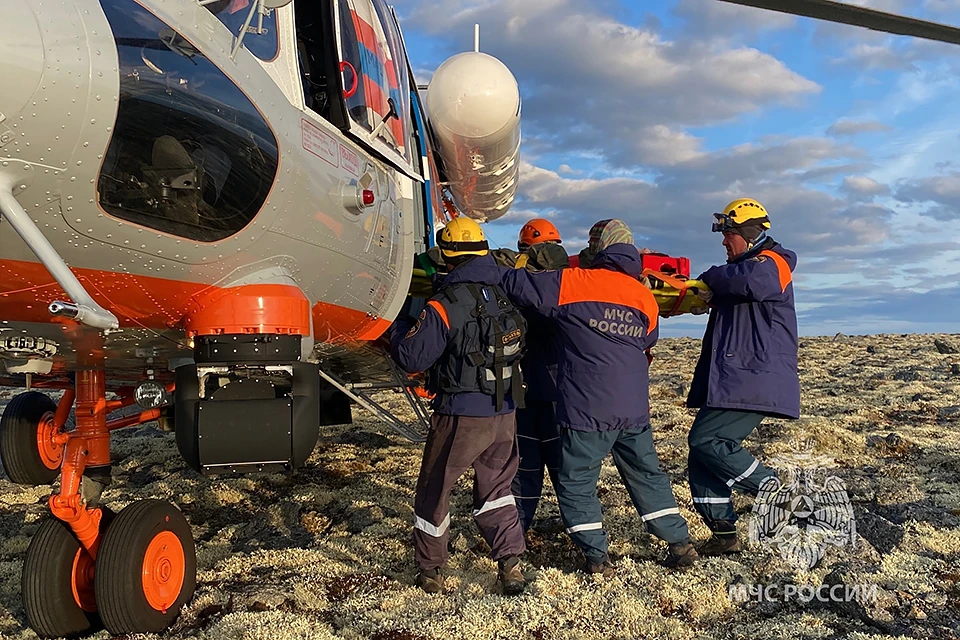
[392,0,960,337]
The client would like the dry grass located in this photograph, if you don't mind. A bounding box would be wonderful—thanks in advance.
[2,334,960,639]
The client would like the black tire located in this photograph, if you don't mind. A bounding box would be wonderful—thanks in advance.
[0,391,61,485]
[22,518,102,638]
[95,499,197,635]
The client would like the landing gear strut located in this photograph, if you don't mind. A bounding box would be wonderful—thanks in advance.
[13,371,196,638]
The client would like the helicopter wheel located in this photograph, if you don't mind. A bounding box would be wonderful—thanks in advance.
[95,499,196,635]
[22,508,115,639]
[0,391,63,485]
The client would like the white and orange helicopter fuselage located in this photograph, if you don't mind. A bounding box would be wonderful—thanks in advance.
[0,0,521,635]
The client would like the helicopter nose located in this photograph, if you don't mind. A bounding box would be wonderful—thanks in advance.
[0,1,44,126]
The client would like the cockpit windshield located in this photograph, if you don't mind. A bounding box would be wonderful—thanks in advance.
[204,0,279,61]
[97,0,279,243]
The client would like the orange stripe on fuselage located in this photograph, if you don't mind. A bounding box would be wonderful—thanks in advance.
[759,250,792,293]
[558,268,659,333]
[0,258,391,342]
[427,299,450,329]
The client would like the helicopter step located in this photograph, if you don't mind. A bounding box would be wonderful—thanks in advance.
[174,334,320,475]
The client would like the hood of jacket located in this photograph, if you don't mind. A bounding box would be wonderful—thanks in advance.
[440,253,502,288]
[589,243,643,279]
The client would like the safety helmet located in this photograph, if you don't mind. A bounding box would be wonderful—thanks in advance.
[518,218,562,251]
[436,217,489,258]
[712,198,771,234]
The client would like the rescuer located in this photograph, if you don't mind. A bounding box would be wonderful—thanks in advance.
[686,198,800,555]
[510,219,569,532]
[390,216,528,595]
[499,219,699,575]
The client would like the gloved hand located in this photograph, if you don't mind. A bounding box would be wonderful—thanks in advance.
[416,247,446,276]
[690,305,709,316]
[694,289,713,304]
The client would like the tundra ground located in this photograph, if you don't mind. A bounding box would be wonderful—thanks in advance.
[1,334,959,639]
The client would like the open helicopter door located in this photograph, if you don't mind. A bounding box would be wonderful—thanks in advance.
[330,0,421,181]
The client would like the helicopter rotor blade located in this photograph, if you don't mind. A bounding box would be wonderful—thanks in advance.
[714,0,960,46]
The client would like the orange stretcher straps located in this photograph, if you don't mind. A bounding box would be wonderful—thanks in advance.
[426,299,450,329]
[759,250,792,293]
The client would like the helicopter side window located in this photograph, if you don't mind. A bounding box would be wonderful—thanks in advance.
[336,0,411,162]
[96,0,279,243]
[203,0,279,61]
[336,0,371,131]
[293,1,336,119]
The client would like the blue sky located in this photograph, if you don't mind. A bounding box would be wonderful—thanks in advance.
[392,0,960,337]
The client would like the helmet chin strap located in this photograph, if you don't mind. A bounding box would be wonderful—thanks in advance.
[742,230,770,258]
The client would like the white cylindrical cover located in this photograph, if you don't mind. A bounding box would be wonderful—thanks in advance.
[426,52,521,222]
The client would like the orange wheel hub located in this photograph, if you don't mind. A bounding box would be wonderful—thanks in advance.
[37,412,64,470]
[142,531,185,613]
[71,549,97,612]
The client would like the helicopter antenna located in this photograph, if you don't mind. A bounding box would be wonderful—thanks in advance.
[474,24,480,52]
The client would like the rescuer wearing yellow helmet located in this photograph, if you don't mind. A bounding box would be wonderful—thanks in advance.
[391,215,528,595]
[686,198,800,556]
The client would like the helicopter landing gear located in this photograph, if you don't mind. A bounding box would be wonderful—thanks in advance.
[0,389,71,485]
[19,370,195,637]
[95,499,196,634]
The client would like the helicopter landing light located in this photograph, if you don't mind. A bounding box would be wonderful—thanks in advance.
[135,381,166,409]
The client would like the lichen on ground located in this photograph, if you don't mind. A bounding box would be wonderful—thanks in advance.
[1,334,959,639]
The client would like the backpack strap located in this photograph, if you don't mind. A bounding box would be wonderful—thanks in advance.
[465,284,506,411]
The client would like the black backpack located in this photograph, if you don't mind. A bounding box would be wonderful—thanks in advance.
[431,282,527,411]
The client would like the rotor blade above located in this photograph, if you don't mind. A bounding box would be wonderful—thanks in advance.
[714,0,960,46]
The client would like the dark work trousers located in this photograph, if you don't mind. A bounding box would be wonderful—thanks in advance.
[557,426,690,563]
[687,407,776,528]
[511,400,561,531]
[413,412,526,571]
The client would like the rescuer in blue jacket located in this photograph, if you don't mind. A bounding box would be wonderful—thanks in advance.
[510,219,569,532]
[686,198,800,556]
[390,217,527,596]
[500,219,699,575]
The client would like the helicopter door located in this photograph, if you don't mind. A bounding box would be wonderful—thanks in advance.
[332,0,418,180]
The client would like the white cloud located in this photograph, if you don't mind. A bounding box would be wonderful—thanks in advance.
[827,119,892,136]
[395,0,820,167]
[842,175,890,196]
[895,171,960,219]
[671,0,796,35]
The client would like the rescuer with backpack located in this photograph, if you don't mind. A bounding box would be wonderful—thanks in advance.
[686,198,800,556]
[390,216,528,596]
[508,219,570,532]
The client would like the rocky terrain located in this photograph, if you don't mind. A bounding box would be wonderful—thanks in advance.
[1,334,959,639]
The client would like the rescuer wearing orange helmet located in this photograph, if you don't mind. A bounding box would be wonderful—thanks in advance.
[510,219,570,532]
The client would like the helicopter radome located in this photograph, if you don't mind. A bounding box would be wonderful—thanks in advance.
[425,50,522,223]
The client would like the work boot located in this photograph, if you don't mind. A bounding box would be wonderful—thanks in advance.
[698,534,743,556]
[498,556,526,596]
[698,521,742,556]
[582,556,616,579]
[416,567,444,594]
[663,540,700,569]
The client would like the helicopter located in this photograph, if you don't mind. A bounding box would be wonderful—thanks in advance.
[0,0,958,637]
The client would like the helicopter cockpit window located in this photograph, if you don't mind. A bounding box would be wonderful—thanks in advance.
[337,0,412,164]
[203,0,279,61]
[97,0,279,243]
